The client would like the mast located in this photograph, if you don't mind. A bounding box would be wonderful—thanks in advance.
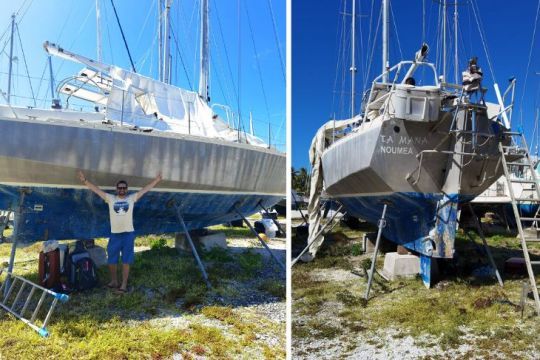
[443,0,447,82]
[453,1,458,84]
[382,0,389,83]
[350,0,356,117]
[158,0,164,81]
[199,0,210,102]
[7,14,15,104]
[163,0,173,84]
[96,0,102,62]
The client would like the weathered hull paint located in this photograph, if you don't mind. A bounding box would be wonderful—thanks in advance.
[0,185,281,243]
[336,192,474,258]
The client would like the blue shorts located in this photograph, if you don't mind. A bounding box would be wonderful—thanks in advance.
[107,232,136,265]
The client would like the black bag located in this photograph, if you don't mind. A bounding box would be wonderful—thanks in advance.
[68,250,99,291]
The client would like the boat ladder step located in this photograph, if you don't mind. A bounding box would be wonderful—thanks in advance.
[514,198,540,202]
[501,145,525,151]
[505,162,530,167]
[0,269,69,337]
[519,217,540,222]
[510,179,536,184]
[498,136,540,315]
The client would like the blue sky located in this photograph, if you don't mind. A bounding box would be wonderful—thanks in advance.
[0,0,285,150]
[293,0,540,168]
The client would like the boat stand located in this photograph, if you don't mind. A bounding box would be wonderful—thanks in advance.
[4,190,28,297]
[291,204,345,266]
[173,204,212,289]
[464,203,504,287]
[233,206,286,272]
[364,204,388,300]
[257,201,285,236]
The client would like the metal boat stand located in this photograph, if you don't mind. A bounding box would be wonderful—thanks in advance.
[463,203,504,287]
[4,189,28,297]
[291,204,345,266]
[257,201,285,236]
[364,204,388,300]
[233,205,286,272]
[173,204,212,289]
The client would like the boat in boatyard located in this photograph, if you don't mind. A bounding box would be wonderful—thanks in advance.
[469,165,540,230]
[304,0,516,287]
[0,1,285,244]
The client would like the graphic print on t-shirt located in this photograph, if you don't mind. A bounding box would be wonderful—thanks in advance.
[113,200,130,215]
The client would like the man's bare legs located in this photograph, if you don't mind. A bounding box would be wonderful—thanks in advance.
[108,264,119,287]
[120,264,130,291]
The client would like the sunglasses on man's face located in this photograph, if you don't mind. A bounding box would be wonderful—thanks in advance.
[117,186,127,190]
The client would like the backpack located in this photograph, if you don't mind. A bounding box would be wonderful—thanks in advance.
[67,246,99,291]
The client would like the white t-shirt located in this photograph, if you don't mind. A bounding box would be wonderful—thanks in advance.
[105,194,137,233]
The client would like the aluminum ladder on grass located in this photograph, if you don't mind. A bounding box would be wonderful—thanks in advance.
[0,269,69,337]
[499,131,540,315]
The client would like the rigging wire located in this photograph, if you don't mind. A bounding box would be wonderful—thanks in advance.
[237,0,244,140]
[469,0,496,84]
[518,0,540,128]
[101,0,115,64]
[245,1,273,136]
[331,0,346,118]
[109,0,137,72]
[389,1,403,61]
[212,0,239,105]
[15,23,36,107]
[265,0,285,82]
[169,25,193,90]
[34,60,48,107]
[362,4,381,97]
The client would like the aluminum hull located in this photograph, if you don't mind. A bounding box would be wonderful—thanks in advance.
[0,116,285,242]
[322,110,507,258]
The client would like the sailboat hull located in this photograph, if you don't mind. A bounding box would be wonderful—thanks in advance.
[0,115,285,242]
[323,112,507,258]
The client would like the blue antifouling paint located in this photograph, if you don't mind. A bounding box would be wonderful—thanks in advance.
[337,192,473,258]
[0,185,282,243]
[420,255,431,288]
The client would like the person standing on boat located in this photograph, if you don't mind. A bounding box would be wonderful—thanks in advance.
[78,171,162,293]
[462,57,484,103]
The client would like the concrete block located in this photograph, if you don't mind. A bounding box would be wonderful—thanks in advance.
[174,232,228,252]
[87,246,108,267]
[199,232,227,250]
[382,252,420,280]
[362,232,396,254]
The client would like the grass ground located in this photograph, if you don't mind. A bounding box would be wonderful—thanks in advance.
[292,222,540,359]
[0,225,285,359]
